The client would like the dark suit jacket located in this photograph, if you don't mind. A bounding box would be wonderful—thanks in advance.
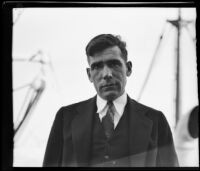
[43,95,179,167]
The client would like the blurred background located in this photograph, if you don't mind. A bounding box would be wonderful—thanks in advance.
[12,7,198,166]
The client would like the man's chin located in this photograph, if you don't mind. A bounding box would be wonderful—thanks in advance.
[100,91,119,101]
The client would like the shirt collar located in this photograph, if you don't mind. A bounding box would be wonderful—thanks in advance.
[96,92,127,116]
[113,92,127,117]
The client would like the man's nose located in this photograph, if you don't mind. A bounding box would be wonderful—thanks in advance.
[102,65,112,79]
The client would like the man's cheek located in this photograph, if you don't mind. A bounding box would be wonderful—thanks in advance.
[93,73,101,81]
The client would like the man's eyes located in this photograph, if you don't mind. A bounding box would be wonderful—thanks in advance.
[108,61,121,68]
[91,61,122,70]
[91,63,103,70]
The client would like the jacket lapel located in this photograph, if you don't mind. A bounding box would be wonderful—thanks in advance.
[71,96,97,167]
[127,96,153,166]
[71,95,153,166]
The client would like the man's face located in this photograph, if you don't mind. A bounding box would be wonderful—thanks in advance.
[87,46,131,101]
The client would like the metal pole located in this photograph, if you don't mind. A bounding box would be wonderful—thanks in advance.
[175,8,181,126]
[167,9,195,127]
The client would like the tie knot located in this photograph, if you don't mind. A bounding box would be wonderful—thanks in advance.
[107,101,113,107]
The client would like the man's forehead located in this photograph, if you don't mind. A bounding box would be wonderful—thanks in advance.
[94,46,122,57]
[88,46,124,64]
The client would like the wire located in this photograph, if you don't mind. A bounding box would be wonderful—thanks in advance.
[184,24,196,45]
[13,83,31,91]
[13,9,24,26]
[137,23,168,101]
[14,81,45,136]
[14,85,33,128]
[47,53,65,103]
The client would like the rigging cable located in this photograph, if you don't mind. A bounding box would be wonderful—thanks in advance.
[137,23,168,101]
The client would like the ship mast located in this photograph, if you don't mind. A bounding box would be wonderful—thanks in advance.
[176,9,181,126]
[167,9,182,126]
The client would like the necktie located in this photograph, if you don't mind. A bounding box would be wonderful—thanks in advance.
[102,101,115,139]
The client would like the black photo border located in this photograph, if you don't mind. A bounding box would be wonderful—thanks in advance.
[2,1,198,170]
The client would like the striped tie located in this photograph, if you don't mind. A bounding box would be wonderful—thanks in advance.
[102,101,115,139]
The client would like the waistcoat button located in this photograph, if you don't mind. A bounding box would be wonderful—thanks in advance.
[104,155,109,159]
[112,161,116,165]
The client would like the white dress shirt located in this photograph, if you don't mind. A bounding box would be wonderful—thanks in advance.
[96,92,127,129]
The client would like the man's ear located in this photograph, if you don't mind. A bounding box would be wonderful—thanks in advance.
[126,61,132,77]
[86,68,93,82]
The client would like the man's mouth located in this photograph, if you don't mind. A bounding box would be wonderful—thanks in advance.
[101,83,116,89]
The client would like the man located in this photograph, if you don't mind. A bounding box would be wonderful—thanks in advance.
[43,34,179,167]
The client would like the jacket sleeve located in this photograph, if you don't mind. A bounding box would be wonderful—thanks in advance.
[43,108,64,167]
[156,112,179,167]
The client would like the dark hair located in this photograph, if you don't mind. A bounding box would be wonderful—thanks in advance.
[86,34,128,62]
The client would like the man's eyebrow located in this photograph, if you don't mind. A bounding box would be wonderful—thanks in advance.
[90,59,122,68]
[106,59,122,64]
[90,61,103,68]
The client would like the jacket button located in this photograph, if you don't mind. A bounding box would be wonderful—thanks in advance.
[112,161,116,165]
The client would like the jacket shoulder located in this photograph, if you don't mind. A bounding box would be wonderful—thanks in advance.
[55,97,95,118]
[130,98,161,113]
[61,97,95,111]
[129,98,167,122]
